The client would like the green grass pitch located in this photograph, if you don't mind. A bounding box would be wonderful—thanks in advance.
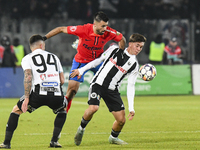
[0,95,200,150]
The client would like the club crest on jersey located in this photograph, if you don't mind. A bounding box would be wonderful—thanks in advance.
[128,62,131,65]
[91,92,97,99]
[70,26,77,32]
[40,74,46,80]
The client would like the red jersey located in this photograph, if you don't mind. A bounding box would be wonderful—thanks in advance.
[67,23,122,63]
[164,45,181,55]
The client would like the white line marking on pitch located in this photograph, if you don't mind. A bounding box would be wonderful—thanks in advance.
[1,130,199,136]
[72,101,87,105]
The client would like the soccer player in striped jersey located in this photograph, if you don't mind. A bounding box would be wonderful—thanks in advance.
[71,33,146,145]
[43,11,126,113]
[0,35,67,149]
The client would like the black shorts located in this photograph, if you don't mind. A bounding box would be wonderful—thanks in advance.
[17,85,67,114]
[88,84,125,112]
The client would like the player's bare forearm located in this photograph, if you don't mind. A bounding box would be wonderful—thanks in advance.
[24,69,32,98]
[118,36,126,50]
[45,26,68,39]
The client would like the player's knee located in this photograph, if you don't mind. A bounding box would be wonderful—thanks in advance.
[12,105,22,115]
[118,117,126,126]
[68,88,78,96]
[89,105,99,113]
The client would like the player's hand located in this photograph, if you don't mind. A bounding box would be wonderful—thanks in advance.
[22,98,29,113]
[128,111,135,120]
[70,69,82,79]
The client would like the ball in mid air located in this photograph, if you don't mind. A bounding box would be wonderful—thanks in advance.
[139,64,157,81]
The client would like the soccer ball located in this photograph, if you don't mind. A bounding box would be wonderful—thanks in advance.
[139,64,157,81]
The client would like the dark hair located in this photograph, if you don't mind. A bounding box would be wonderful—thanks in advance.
[129,33,146,43]
[13,38,20,46]
[29,34,44,45]
[94,11,109,22]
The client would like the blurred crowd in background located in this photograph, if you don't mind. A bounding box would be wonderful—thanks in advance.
[0,0,199,20]
[0,0,199,66]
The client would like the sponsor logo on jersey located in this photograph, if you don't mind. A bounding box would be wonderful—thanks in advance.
[70,26,77,32]
[47,73,58,77]
[109,58,127,73]
[41,82,58,87]
[40,74,46,80]
[83,44,102,50]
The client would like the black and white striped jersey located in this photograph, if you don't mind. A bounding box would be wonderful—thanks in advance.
[78,45,139,112]
[79,45,139,91]
[21,49,63,96]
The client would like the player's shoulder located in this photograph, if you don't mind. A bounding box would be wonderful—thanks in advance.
[106,26,121,36]
[104,44,119,55]
[46,51,59,58]
[82,23,93,29]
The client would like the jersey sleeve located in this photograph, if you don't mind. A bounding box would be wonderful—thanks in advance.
[126,64,139,112]
[107,27,123,42]
[78,54,105,75]
[67,25,85,36]
[21,55,31,71]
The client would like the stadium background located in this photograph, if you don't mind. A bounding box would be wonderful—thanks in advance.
[0,0,200,97]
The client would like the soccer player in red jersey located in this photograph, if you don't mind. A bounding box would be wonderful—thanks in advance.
[43,11,126,112]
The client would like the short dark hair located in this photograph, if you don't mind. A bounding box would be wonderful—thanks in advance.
[29,34,44,45]
[129,33,146,43]
[94,11,109,22]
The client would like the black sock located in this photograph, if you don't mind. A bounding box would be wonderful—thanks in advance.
[51,113,66,142]
[4,113,20,145]
[80,117,90,129]
[111,129,121,138]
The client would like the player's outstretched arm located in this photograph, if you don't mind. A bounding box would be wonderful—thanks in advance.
[118,36,126,50]
[44,26,68,40]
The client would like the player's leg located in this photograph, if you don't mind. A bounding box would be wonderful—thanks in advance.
[65,80,80,112]
[0,105,23,149]
[108,110,128,145]
[112,110,126,131]
[50,110,67,148]
[74,84,101,146]
[49,95,68,148]
[74,105,99,146]
[102,90,128,145]
[65,58,87,112]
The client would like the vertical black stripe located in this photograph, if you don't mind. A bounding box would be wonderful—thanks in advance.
[96,37,99,45]
[91,49,118,83]
[94,37,96,45]
[94,37,99,45]
[102,66,118,89]
[127,62,137,73]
